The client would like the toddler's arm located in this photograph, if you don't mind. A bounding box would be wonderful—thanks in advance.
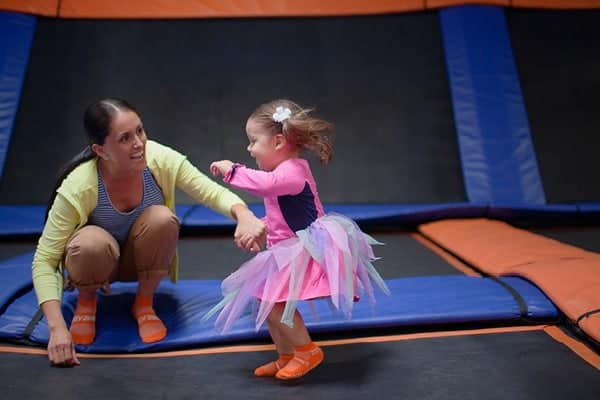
[211,160,305,197]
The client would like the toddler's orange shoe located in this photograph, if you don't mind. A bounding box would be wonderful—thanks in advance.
[275,343,323,380]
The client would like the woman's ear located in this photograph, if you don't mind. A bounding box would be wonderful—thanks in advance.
[91,143,109,160]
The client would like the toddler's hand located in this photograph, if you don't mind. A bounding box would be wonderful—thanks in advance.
[210,160,233,177]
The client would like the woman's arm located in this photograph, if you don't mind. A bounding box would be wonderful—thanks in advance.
[176,159,245,219]
[42,300,79,366]
[33,194,81,366]
[176,159,265,250]
[33,194,80,304]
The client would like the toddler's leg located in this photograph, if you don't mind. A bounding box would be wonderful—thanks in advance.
[269,304,324,380]
[121,205,179,343]
[65,226,119,345]
[254,313,294,377]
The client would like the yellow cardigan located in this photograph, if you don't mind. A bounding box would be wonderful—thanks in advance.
[32,140,244,305]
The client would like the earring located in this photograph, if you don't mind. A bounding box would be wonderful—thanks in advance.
[103,155,110,161]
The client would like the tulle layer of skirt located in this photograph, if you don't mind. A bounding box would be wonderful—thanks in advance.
[202,213,390,333]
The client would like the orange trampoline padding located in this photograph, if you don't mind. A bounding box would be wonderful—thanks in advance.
[419,218,600,342]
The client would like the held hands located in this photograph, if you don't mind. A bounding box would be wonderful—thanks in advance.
[210,160,234,178]
[231,205,266,253]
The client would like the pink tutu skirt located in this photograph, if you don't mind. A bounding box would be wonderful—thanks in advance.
[203,214,390,333]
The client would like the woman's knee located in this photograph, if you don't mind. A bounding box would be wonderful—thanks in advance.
[65,226,119,285]
[136,205,180,239]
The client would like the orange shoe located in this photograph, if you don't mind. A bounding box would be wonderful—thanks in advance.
[275,342,324,380]
[132,296,167,344]
[70,295,97,345]
[254,354,293,377]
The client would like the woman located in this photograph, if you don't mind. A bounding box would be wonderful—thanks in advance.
[32,98,265,366]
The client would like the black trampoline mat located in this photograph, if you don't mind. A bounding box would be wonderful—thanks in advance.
[0,232,462,280]
[1,13,464,205]
[0,233,465,278]
[507,10,600,203]
[177,233,466,279]
[533,227,600,253]
[1,330,598,400]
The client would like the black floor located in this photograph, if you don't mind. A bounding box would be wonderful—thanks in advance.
[1,330,598,400]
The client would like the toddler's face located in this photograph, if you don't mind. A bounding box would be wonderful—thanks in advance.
[245,118,278,171]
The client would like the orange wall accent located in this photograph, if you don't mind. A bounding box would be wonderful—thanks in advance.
[2,0,600,18]
[427,0,510,8]
[513,0,600,8]
[57,0,425,19]
[0,0,57,16]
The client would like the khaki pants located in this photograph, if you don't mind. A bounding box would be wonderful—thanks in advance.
[64,205,180,291]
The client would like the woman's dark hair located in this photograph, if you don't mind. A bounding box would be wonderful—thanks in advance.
[45,98,138,221]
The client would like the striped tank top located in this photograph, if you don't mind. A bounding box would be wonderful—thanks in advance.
[88,167,165,246]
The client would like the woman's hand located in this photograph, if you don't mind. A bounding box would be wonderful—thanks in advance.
[47,324,80,367]
[42,300,80,367]
[210,160,234,178]
[231,204,266,252]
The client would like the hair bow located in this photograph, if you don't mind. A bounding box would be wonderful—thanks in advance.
[272,106,292,123]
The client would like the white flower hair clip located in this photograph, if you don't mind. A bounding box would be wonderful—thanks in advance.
[272,106,292,123]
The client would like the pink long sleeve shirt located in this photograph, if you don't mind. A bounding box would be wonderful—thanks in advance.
[224,158,325,247]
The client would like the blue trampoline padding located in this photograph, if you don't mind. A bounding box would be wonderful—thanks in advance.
[498,277,558,319]
[487,203,579,222]
[0,205,45,235]
[0,275,558,353]
[440,6,545,205]
[0,203,591,237]
[577,202,600,217]
[0,205,195,235]
[0,289,36,341]
[0,204,215,235]
[0,12,36,179]
[0,203,487,236]
[179,202,486,228]
[0,252,33,314]
[181,203,265,227]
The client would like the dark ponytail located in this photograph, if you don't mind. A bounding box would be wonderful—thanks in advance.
[44,146,96,221]
[44,97,139,222]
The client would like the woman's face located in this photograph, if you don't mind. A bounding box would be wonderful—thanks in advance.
[99,110,147,174]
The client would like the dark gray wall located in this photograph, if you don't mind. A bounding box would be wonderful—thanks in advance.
[507,10,600,203]
[1,13,464,205]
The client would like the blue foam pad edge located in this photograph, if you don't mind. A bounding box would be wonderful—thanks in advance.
[0,276,558,353]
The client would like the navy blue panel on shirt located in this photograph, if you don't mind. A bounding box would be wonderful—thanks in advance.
[278,182,318,232]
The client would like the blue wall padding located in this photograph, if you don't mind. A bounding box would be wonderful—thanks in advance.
[0,12,35,179]
[440,6,545,205]
[0,265,558,352]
